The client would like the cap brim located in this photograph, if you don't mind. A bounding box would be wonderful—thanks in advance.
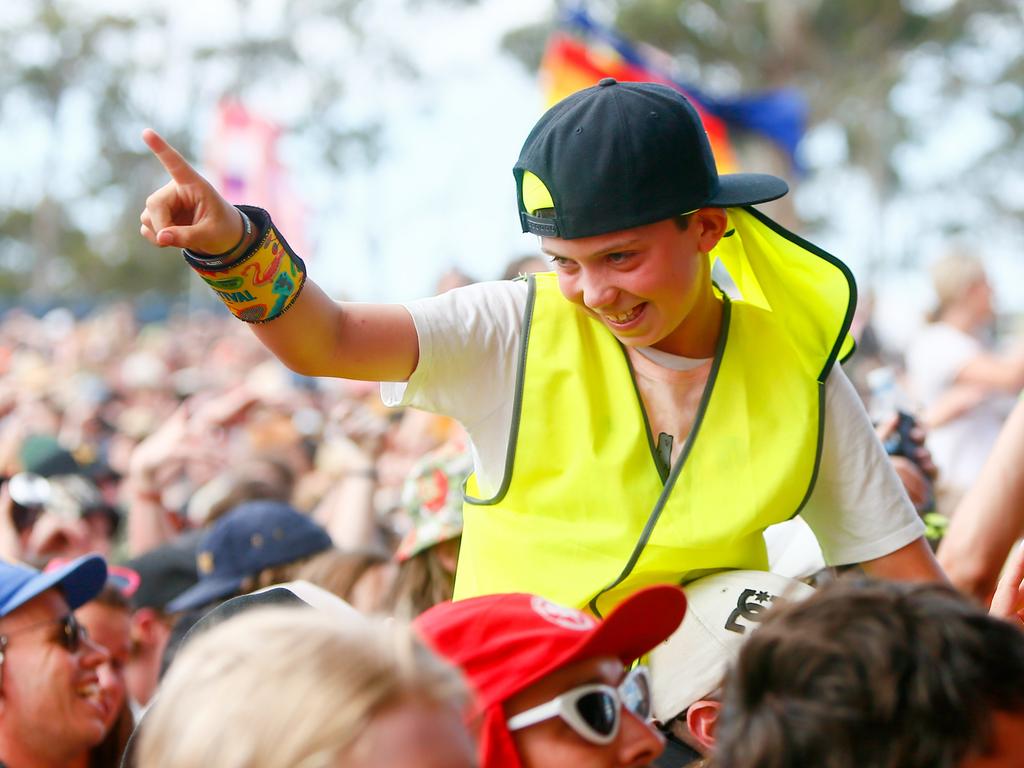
[265,581,362,622]
[166,575,242,613]
[575,585,687,665]
[1,554,107,617]
[707,173,789,207]
[180,582,364,654]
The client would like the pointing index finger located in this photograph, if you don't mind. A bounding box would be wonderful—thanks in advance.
[142,128,202,185]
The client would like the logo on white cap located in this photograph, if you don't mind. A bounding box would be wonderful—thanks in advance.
[530,595,596,632]
[724,588,776,634]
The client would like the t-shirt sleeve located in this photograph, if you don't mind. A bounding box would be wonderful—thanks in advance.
[800,366,926,565]
[380,280,526,426]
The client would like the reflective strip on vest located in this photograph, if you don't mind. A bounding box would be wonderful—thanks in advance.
[454,207,855,615]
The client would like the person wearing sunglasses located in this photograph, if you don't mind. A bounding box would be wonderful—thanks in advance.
[0,553,110,768]
[415,584,686,767]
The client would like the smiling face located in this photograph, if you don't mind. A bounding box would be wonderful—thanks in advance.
[0,589,109,767]
[77,601,131,733]
[504,655,665,768]
[542,210,728,359]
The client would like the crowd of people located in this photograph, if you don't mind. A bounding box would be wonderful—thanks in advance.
[0,77,1022,768]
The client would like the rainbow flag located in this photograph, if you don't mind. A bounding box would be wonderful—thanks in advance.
[541,7,807,173]
[541,32,737,171]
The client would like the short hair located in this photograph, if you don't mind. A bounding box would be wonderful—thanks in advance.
[91,580,132,612]
[714,579,1024,768]
[291,547,392,608]
[139,607,466,768]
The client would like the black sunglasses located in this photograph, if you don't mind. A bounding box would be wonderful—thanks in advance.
[0,614,89,688]
[1,613,87,652]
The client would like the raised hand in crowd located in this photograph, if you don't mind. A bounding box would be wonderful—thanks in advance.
[0,482,26,562]
[939,397,1024,604]
[139,130,256,257]
[140,129,419,384]
[126,386,262,555]
[990,541,1024,627]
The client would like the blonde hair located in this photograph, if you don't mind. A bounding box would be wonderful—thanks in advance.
[928,249,986,322]
[139,608,466,768]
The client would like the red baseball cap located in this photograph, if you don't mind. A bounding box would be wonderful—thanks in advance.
[414,585,687,767]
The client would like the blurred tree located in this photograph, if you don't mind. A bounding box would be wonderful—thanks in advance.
[0,0,478,305]
[501,0,1024,276]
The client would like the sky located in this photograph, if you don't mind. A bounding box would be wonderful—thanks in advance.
[310,0,555,301]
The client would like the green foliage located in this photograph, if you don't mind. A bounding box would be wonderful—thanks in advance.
[500,22,550,73]
[0,0,443,302]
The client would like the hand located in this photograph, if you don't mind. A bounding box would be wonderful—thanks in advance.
[989,541,1024,626]
[139,129,246,254]
[127,404,191,492]
[906,423,938,480]
[326,400,389,458]
[187,385,262,431]
[889,456,931,510]
[876,413,937,480]
[0,483,25,561]
[24,511,89,563]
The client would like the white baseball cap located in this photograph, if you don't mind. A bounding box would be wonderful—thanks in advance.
[650,570,814,722]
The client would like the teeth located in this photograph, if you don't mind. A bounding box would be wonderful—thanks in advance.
[76,683,100,699]
[607,307,639,324]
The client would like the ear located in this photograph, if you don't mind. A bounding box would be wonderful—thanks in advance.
[686,699,721,752]
[131,608,159,645]
[693,208,729,253]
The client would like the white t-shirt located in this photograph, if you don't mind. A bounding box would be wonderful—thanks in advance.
[382,280,924,569]
[905,322,1016,493]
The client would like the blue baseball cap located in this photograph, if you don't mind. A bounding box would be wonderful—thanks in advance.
[0,554,107,617]
[167,500,333,613]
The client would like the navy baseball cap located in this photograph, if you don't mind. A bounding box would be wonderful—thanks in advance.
[0,554,107,617]
[167,500,333,612]
[514,79,788,240]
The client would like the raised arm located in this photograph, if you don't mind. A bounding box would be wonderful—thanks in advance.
[139,129,419,382]
[938,397,1024,603]
[954,350,1024,396]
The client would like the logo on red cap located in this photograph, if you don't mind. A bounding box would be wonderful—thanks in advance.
[530,595,596,631]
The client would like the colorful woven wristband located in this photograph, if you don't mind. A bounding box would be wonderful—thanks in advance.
[183,207,307,324]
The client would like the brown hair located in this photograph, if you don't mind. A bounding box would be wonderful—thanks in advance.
[714,579,1024,768]
[387,540,458,621]
[292,547,391,605]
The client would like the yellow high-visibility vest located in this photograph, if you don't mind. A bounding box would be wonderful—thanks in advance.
[453,208,855,616]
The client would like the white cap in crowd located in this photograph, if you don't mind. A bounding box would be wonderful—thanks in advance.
[650,569,815,722]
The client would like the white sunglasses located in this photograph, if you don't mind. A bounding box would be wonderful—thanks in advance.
[506,665,652,745]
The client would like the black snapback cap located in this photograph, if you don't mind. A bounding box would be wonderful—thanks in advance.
[514,78,789,240]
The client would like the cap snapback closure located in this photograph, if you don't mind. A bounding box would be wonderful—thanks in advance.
[522,213,560,238]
